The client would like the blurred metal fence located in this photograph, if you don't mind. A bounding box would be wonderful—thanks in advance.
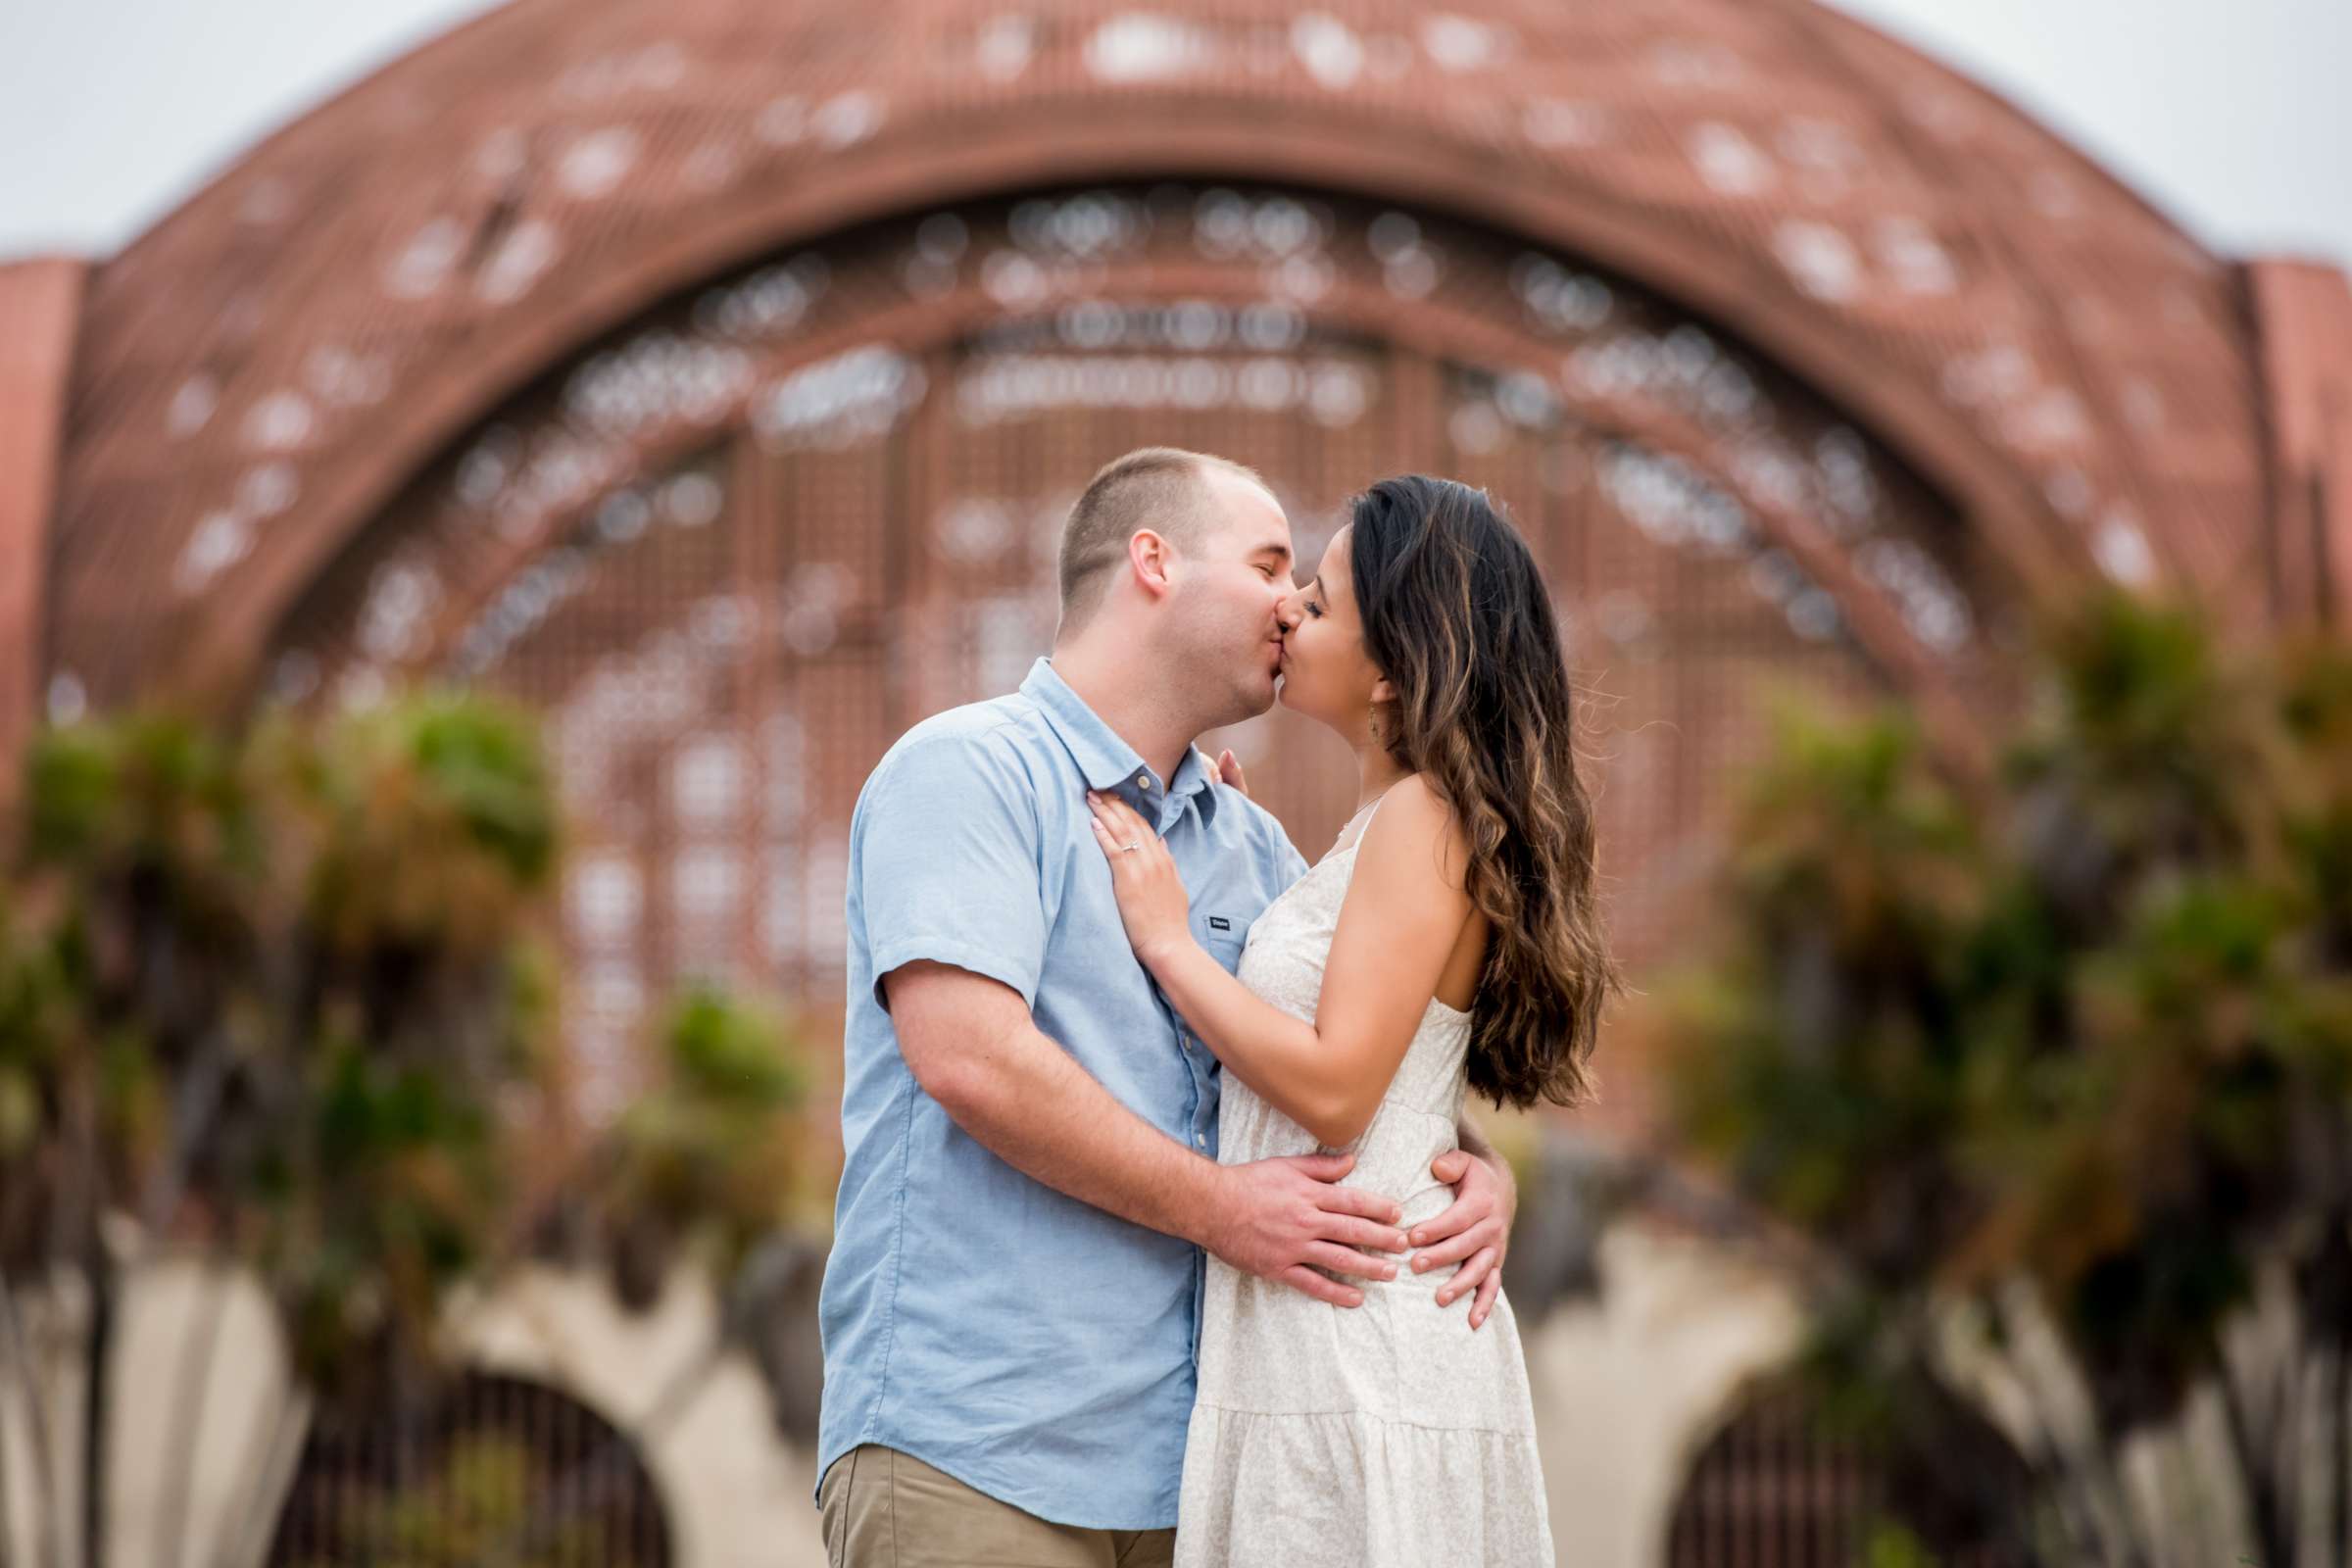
[1667,1377,2037,1567]
[263,1372,670,1568]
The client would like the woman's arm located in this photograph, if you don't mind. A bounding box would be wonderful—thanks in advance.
[1086,775,1473,1147]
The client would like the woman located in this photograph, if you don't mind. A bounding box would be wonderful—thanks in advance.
[1084,474,1620,1566]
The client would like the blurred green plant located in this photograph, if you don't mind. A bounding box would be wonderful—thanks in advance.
[0,689,829,1568]
[1660,592,2352,1568]
[586,986,816,1310]
[1861,1519,1944,1568]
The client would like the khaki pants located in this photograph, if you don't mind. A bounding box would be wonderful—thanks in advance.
[818,1445,1177,1568]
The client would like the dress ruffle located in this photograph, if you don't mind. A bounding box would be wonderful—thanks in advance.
[1176,1402,1553,1567]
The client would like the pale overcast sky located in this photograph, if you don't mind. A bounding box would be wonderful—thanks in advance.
[0,0,2345,266]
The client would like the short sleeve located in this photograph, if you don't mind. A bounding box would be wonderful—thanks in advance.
[856,731,1049,1012]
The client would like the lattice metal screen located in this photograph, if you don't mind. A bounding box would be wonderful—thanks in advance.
[268,185,2007,1125]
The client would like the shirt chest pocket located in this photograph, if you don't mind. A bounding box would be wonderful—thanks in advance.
[1195,911,1248,973]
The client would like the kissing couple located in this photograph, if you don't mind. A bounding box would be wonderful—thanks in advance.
[817,447,1619,1566]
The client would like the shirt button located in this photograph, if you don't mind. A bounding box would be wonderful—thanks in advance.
[1137,773,1152,788]
[1195,1133,1206,1148]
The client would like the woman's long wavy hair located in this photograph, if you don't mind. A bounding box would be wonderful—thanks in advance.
[1350,475,1620,1109]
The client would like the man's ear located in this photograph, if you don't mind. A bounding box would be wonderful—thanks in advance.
[1127,528,1177,601]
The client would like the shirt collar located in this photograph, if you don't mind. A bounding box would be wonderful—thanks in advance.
[1021,657,1221,827]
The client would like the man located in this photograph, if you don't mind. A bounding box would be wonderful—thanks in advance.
[816,448,1518,1565]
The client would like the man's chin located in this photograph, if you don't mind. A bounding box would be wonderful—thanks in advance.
[1197,675,1280,739]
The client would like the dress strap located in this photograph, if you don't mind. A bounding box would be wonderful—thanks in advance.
[1341,781,1402,854]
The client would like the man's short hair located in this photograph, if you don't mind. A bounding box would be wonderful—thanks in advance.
[1056,448,1271,635]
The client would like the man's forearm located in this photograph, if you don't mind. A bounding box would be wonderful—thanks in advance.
[930,1010,1224,1247]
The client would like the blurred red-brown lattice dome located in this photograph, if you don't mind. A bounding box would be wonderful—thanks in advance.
[3,0,2348,1113]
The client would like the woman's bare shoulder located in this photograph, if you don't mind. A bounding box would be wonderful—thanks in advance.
[1363,773,1473,892]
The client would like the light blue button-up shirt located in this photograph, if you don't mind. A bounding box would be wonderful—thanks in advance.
[816,656,1308,1529]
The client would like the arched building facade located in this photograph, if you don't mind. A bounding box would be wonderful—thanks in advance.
[4,1,2349,1561]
